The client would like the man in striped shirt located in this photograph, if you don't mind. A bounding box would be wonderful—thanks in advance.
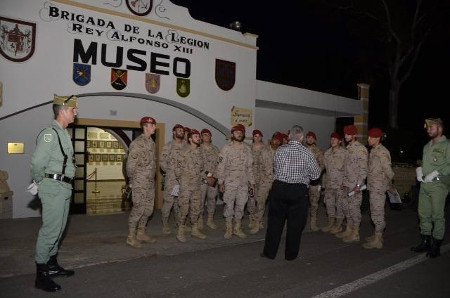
[262,125,321,260]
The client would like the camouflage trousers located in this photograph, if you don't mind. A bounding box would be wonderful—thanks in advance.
[128,184,155,231]
[178,184,202,226]
[161,177,180,222]
[309,185,321,217]
[247,180,271,223]
[343,190,362,227]
[200,183,218,216]
[223,182,248,222]
[324,188,345,218]
[369,191,386,233]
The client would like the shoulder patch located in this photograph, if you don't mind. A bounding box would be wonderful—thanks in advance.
[43,134,53,142]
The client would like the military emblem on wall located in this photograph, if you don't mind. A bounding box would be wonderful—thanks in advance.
[111,68,127,90]
[73,63,91,86]
[0,16,36,62]
[145,73,160,94]
[126,0,153,16]
[215,59,236,91]
[177,78,190,97]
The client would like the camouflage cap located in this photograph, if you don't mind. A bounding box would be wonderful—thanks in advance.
[424,118,443,129]
[53,94,78,108]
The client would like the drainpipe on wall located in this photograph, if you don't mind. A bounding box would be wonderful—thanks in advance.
[355,83,369,144]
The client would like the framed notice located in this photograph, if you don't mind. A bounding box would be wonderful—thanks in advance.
[99,141,105,148]
[109,154,115,162]
[113,141,119,149]
[91,140,98,148]
[116,154,123,162]
[95,154,101,162]
[106,141,112,149]
[102,154,108,162]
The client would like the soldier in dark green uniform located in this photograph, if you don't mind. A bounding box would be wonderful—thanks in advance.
[412,118,450,258]
[31,94,78,292]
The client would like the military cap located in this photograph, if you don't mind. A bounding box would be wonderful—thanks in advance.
[201,128,212,135]
[231,124,245,134]
[140,117,156,125]
[252,129,263,137]
[344,125,358,136]
[53,94,78,108]
[172,124,184,131]
[306,131,317,139]
[368,128,383,138]
[272,132,284,143]
[330,132,341,140]
[424,118,443,129]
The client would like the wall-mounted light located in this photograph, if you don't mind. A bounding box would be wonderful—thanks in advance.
[229,21,243,32]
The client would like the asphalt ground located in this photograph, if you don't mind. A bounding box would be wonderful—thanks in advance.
[1,199,449,297]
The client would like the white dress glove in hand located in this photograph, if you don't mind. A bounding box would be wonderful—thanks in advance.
[415,167,424,182]
[27,180,38,195]
[424,170,439,183]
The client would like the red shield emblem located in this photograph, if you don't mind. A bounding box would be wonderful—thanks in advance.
[145,73,160,94]
[215,59,236,91]
[0,16,36,62]
[111,68,127,90]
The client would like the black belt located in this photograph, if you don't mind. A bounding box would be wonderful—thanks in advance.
[45,173,73,184]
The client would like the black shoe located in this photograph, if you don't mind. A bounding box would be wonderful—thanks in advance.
[47,255,75,277]
[285,256,299,261]
[411,234,431,253]
[260,252,275,260]
[35,263,62,292]
[426,237,442,258]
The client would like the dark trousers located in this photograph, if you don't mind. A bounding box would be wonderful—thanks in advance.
[263,180,308,260]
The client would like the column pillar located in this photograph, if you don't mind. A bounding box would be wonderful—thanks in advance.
[355,83,369,144]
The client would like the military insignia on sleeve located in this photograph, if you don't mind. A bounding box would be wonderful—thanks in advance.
[111,68,127,90]
[176,78,190,97]
[43,134,52,142]
[215,59,236,91]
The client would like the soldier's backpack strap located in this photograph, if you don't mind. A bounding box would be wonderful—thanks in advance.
[51,128,68,176]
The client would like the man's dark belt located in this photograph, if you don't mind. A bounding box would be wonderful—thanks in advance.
[45,173,73,184]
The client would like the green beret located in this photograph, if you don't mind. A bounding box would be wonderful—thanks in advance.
[53,94,78,108]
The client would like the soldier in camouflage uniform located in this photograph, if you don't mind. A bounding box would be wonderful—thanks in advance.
[217,125,255,239]
[337,125,368,243]
[177,129,208,242]
[269,132,283,156]
[248,129,273,234]
[199,128,220,229]
[363,128,394,249]
[160,124,187,234]
[31,95,78,292]
[305,131,325,231]
[126,117,158,248]
[322,132,347,233]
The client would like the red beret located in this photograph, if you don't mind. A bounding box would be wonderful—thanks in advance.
[190,129,200,136]
[231,124,245,134]
[272,132,284,143]
[140,117,156,125]
[172,124,184,131]
[201,128,212,135]
[344,125,358,136]
[306,131,317,139]
[368,128,383,138]
[330,132,341,140]
[252,129,263,137]
[281,133,288,140]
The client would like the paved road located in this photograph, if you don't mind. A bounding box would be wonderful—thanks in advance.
[1,203,449,297]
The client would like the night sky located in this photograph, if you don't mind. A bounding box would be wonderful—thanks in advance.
[171,1,450,146]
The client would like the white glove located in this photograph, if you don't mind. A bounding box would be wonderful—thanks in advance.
[416,167,424,182]
[27,181,38,195]
[424,170,439,183]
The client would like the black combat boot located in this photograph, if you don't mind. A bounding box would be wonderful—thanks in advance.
[426,237,442,258]
[35,263,61,292]
[411,234,431,252]
[47,254,75,277]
